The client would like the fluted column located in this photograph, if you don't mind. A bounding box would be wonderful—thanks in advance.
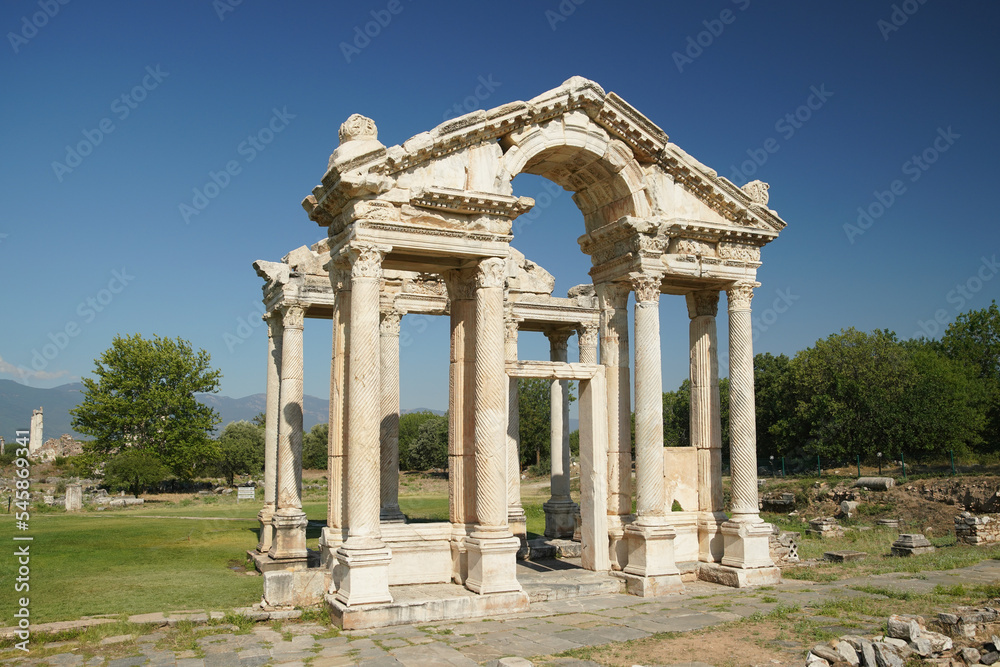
[597,282,632,570]
[726,282,761,523]
[544,329,577,539]
[717,281,778,583]
[622,273,681,592]
[465,257,521,595]
[321,267,350,569]
[268,303,308,563]
[335,243,392,607]
[687,290,726,563]
[257,311,282,553]
[379,308,406,524]
[505,314,526,547]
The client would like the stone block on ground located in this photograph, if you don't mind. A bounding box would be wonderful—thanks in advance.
[854,477,895,491]
[824,550,867,562]
[891,533,935,557]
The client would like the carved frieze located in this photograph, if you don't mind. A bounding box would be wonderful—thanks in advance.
[410,187,534,220]
[668,237,716,257]
[717,241,761,262]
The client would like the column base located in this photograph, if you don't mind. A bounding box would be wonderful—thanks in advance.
[543,498,579,539]
[334,541,393,606]
[450,523,475,585]
[508,509,528,558]
[607,515,633,571]
[268,509,308,562]
[697,562,782,588]
[256,503,275,554]
[623,517,681,579]
[465,529,521,595]
[698,511,728,563]
[613,570,685,597]
[380,505,407,524]
[721,519,776,570]
[319,526,346,572]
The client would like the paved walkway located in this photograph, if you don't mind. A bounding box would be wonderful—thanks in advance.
[6,559,1000,667]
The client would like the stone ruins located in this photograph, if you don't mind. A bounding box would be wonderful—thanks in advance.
[249,76,788,627]
[29,407,43,456]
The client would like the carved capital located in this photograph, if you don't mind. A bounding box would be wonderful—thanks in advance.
[329,266,351,291]
[475,257,507,290]
[444,269,477,301]
[264,310,284,338]
[280,304,305,329]
[685,290,719,319]
[726,282,760,311]
[346,243,387,280]
[629,274,662,304]
[379,310,402,337]
[596,281,631,311]
[577,324,599,349]
[545,328,572,351]
[504,317,520,344]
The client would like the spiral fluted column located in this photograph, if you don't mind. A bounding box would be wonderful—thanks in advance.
[726,282,761,522]
[505,315,526,544]
[465,257,521,595]
[379,309,406,524]
[257,311,282,553]
[321,268,350,568]
[269,303,308,562]
[335,243,393,607]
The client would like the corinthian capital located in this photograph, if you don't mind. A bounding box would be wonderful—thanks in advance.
[379,310,402,337]
[686,290,719,319]
[475,257,507,290]
[347,243,388,280]
[281,303,305,329]
[629,273,662,304]
[726,281,761,311]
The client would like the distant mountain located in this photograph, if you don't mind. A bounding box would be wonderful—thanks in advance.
[0,380,445,444]
[0,380,85,444]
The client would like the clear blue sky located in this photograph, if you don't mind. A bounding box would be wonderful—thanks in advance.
[2,1,998,414]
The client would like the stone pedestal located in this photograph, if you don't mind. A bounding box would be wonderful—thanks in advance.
[64,483,82,511]
[270,509,309,562]
[620,520,683,596]
[465,531,522,595]
[891,533,935,557]
[543,499,578,539]
[334,543,393,605]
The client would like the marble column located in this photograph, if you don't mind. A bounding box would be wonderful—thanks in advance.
[379,308,406,524]
[686,290,727,563]
[718,281,779,585]
[445,269,478,584]
[257,311,282,553]
[268,303,308,564]
[543,329,577,539]
[597,282,633,570]
[623,273,682,594]
[505,314,526,549]
[465,257,521,595]
[322,267,350,570]
[335,244,393,606]
[575,324,599,542]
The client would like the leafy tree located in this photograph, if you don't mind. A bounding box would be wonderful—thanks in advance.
[399,411,442,470]
[753,353,796,458]
[250,411,267,429]
[941,301,1000,449]
[661,378,729,452]
[408,415,449,470]
[518,378,551,469]
[302,423,329,470]
[216,421,265,485]
[71,334,221,478]
[103,449,169,496]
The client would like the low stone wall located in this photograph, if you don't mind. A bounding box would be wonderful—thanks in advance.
[955,512,1000,545]
[769,527,799,564]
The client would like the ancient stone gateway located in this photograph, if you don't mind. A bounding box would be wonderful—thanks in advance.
[251,76,787,627]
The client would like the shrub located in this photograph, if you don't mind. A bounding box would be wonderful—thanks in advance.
[103,449,169,496]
